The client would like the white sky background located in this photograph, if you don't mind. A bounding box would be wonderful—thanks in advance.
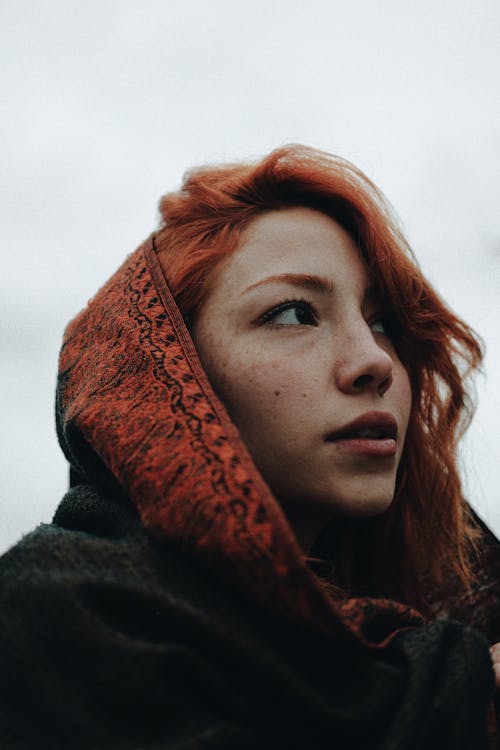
[1,0,499,553]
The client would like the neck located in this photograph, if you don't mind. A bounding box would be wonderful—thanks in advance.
[280,504,330,555]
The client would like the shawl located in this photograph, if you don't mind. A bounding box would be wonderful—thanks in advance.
[0,234,499,749]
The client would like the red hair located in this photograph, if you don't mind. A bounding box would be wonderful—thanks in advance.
[155,144,483,611]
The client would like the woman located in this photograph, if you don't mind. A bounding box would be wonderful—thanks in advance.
[0,145,499,748]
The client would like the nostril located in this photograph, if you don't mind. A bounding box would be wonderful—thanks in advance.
[353,374,374,389]
[378,374,393,397]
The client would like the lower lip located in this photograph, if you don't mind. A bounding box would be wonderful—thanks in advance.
[328,438,397,457]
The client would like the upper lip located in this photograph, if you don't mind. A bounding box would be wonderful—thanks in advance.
[326,411,398,441]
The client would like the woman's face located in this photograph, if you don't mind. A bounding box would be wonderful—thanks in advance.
[192,207,412,552]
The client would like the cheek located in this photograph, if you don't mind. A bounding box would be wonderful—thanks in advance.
[219,360,291,419]
[395,364,412,436]
[193,317,319,446]
[210,352,312,438]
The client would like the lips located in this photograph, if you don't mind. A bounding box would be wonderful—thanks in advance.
[326,411,398,442]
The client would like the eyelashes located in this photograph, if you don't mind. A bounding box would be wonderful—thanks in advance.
[258,298,318,327]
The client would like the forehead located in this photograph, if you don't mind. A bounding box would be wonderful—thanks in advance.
[211,206,369,295]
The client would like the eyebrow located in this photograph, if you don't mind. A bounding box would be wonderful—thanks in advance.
[241,273,335,296]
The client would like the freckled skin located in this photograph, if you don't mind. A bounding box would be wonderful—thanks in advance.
[192,208,412,552]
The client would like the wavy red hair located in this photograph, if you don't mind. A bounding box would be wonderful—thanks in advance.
[155,144,483,611]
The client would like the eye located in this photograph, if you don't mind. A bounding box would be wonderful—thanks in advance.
[369,315,399,340]
[370,318,388,335]
[259,299,318,327]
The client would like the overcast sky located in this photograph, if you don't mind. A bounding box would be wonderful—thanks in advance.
[1,0,499,553]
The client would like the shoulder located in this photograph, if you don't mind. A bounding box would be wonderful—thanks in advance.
[0,487,273,748]
[0,485,239,625]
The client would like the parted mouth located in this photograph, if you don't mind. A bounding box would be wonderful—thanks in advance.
[326,411,398,442]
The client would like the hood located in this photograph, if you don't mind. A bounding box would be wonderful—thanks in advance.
[56,233,424,647]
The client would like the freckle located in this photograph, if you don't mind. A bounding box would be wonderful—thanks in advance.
[302,393,307,398]
[274,390,281,396]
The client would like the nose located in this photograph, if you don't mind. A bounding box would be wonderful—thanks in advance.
[335,328,394,397]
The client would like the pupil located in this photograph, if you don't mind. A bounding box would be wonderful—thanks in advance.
[295,306,307,323]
